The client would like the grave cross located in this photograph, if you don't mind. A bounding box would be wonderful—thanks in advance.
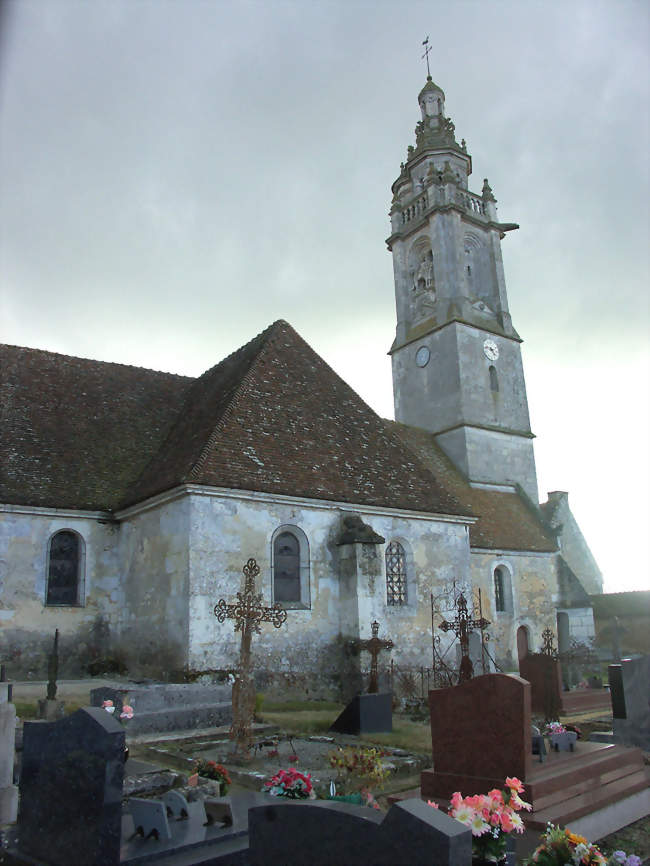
[356,620,394,694]
[439,592,490,683]
[214,558,287,759]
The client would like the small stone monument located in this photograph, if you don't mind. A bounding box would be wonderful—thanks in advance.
[213,557,287,761]
[38,628,66,721]
[0,664,18,824]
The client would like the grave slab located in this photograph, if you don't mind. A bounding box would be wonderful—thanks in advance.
[91,683,233,735]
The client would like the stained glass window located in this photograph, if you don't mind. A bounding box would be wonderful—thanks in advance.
[386,541,407,605]
[494,566,506,612]
[273,531,301,603]
[46,530,81,605]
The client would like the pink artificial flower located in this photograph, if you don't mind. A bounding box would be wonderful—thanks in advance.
[427,800,439,809]
[450,791,463,810]
[188,773,199,787]
[488,788,504,805]
[101,700,115,714]
[500,810,515,833]
[120,704,134,720]
[505,776,524,794]
[511,791,532,812]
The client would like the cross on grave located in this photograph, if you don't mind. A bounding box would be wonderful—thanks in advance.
[214,557,287,760]
[355,620,394,694]
[438,592,490,683]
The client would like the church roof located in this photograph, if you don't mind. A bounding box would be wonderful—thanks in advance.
[0,344,190,511]
[386,422,557,553]
[0,323,469,518]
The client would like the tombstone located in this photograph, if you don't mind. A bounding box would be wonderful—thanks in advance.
[16,707,125,866]
[421,674,532,801]
[610,656,650,749]
[0,666,18,824]
[247,797,472,866]
[519,652,563,718]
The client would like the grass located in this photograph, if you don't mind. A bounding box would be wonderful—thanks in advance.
[13,700,85,720]
[257,700,432,755]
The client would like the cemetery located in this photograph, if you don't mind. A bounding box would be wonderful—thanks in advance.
[1,578,648,865]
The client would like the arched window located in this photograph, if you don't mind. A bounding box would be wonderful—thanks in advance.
[271,525,310,609]
[489,365,499,392]
[493,564,513,614]
[494,566,506,611]
[385,541,407,605]
[46,530,84,606]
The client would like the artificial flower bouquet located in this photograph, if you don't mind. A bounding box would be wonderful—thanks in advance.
[429,777,531,863]
[327,745,389,792]
[544,721,566,735]
[264,767,316,799]
[194,759,231,794]
[526,823,641,865]
[101,699,134,722]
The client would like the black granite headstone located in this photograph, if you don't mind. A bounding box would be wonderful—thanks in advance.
[329,692,392,734]
[17,707,125,866]
[248,797,471,866]
[608,664,627,719]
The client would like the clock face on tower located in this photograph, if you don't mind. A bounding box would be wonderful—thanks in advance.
[483,339,499,361]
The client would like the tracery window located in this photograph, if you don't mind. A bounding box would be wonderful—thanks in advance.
[385,541,407,605]
[46,530,84,606]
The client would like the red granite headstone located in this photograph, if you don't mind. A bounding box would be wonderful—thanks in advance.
[421,674,532,800]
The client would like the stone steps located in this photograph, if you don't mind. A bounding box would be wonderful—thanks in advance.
[526,766,650,831]
[526,744,644,810]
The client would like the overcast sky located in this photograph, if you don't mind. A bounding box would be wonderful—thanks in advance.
[1,0,648,593]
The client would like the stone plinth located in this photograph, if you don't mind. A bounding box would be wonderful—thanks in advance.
[610,656,650,749]
[329,693,392,735]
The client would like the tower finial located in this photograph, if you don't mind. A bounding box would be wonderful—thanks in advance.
[421,36,432,79]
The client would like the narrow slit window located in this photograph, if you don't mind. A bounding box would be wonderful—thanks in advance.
[489,365,499,392]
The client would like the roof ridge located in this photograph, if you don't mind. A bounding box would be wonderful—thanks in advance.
[0,342,194,381]
[187,321,285,481]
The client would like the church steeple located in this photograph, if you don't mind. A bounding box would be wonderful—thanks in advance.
[387,77,539,503]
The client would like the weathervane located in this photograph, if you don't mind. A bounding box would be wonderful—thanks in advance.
[421,36,432,78]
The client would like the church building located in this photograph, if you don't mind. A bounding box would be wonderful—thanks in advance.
[0,76,602,696]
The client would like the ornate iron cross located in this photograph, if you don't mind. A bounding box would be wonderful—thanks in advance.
[214,558,287,758]
[439,592,490,683]
[356,620,394,694]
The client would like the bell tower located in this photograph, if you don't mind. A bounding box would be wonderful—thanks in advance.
[387,76,539,503]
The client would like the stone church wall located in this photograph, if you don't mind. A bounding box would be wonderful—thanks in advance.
[184,491,470,700]
[0,508,122,679]
[470,549,558,672]
[116,497,191,678]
